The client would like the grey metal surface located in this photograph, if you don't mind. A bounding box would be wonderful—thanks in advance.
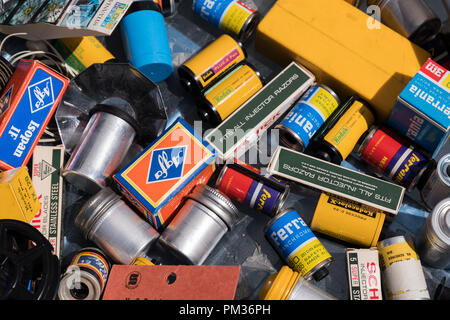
[0,0,449,301]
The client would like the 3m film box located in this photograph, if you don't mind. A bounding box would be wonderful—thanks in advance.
[0,166,41,223]
[388,59,450,156]
[0,59,69,170]
[205,61,315,161]
[114,118,218,230]
[31,145,64,258]
[255,0,430,122]
[346,248,383,300]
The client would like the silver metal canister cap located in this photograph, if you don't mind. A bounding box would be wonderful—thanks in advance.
[430,198,450,249]
[187,185,239,230]
[75,187,120,239]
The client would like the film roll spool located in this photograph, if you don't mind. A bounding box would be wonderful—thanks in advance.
[192,0,260,42]
[276,84,341,152]
[356,126,431,190]
[198,63,263,125]
[178,34,246,94]
[216,161,289,217]
[309,96,375,164]
[57,248,111,300]
[264,209,333,281]
[377,236,430,300]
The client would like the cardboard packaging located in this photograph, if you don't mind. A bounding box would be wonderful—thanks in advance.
[102,265,241,300]
[346,248,383,300]
[205,61,315,161]
[114,118,217,230]
[0,59,69,170]
[255,0,430,122]
[30,145,65,257]
[0,0,133,40]
[0,166,41,223]
[267,146,405,215]
[388,59,450,156]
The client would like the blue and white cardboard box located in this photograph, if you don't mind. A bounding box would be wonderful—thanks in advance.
[388,59,450,157]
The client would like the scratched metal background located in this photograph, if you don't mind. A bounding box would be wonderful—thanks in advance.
[0,0,449,300]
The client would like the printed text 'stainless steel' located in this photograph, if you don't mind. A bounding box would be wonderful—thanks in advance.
[310,96,375,164]
[367,0,441,46]
[265,209,333,281]
[199,63,263,125]
[420,154,450,209]
[276,84,340,152]
[58,248,111,300]
[377,236,430,300]
[356,126,431,190]
[178,34,246,94]
[259,266,336,300]
[62,105,140,194]
[417,198,450,269]
[159,185,239,265]
[192,0,260,42]
[216,161,289,217]
[75,187,160,265]
[310,193,386,248]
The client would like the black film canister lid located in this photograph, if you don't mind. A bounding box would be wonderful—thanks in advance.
[125,0,162,16]
[312,267,329,282]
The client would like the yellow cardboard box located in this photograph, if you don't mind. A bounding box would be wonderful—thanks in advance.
[255,0,430,121]
[0,167,41,223]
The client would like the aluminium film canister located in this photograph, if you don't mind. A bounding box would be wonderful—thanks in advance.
[309,96,375,164]
[178,34,246,94]
[198,63,262,125]
[120,0,173,82]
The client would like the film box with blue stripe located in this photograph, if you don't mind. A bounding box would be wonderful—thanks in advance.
[388,59,450,157]
[113,118,217,230]
[0,59,69,170]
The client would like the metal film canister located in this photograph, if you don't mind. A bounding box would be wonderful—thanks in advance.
[276,84,341,153]
[62,104,140,194]
[355,126,431,191]
[178,34,246,94]
[198,63,263,125]
[192,0,260,43]
[420,154,450,209]
[377,236,430,300]
[417,198,450,269]
[159,185,239,265]
[58,247,111,300]
[264,209,333,281]
[75,187,160,265]
[367,0,441,45]
[120,0,173,82]
[216,162,289,217]
[259,266,336,300]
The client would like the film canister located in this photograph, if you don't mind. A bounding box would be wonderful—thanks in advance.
[355,126,432,191]
[259,266,337,300]
[57,248,111,300]
[192,0,260,42]
[264,209,333,281]
[198,63,263,125]
[276,84,341,153]
[178,34,246,94]
[216,160,289,217]
[308,96,376,164]
[120,0,173,82]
